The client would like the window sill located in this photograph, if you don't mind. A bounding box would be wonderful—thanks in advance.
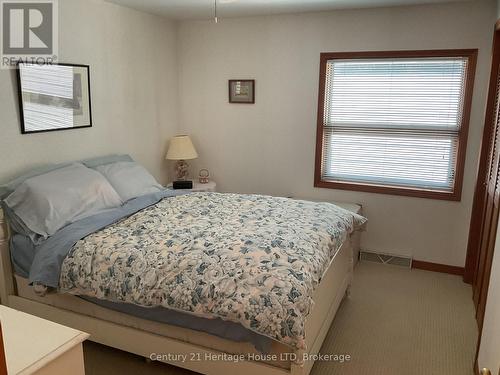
[314,179,461,201]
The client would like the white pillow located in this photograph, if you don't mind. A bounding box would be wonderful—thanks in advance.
[95,161,163,202]
[5,163,123,238]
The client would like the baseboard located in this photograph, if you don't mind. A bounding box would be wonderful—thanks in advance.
[412,260,465,276]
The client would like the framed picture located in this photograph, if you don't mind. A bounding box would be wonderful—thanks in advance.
[17,62,92,134]
[229,79,255,104]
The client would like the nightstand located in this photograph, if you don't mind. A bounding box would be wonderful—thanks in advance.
[0,305,89,375]
[166,181,217,192]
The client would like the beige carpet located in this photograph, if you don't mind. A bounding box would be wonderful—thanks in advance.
[83,261,477,375]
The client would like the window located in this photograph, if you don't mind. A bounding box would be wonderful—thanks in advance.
[314,50,477,200]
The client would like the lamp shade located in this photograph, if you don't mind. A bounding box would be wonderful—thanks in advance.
[166,135,199,160]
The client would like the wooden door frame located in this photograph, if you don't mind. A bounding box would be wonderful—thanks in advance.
[473,19,500,374]
[465,20,500,285]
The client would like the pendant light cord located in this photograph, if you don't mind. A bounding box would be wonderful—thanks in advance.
[214,0,218,23]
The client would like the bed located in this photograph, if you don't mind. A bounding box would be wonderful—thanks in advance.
[0,158,365,375]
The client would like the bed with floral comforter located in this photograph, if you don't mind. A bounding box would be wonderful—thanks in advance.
[59,192,366,350]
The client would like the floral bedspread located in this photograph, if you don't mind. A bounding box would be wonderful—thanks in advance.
[59,193,366,349]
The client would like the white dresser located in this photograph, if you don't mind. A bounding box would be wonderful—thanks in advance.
[0,305,89,375]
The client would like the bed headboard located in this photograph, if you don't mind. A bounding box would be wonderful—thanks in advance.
[0,208,14,305]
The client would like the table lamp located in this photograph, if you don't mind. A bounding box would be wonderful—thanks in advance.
[166,135,198,186]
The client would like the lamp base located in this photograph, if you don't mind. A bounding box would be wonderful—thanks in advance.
[174,160,190,180]
[173,180,193,190]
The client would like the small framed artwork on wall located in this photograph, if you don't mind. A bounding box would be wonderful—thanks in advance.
[229,79,255,104]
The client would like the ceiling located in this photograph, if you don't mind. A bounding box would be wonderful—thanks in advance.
[106,0,473,20]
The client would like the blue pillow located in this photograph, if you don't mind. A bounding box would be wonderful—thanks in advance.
[95,161,163,202]
[0,154,132,242]
[0,155,133,199]
[4,163,123,238]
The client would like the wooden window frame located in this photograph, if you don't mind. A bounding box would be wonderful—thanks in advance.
[314,49,478,201]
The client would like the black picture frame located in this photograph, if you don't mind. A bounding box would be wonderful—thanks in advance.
[17,62,93,134]
[228,79,255,104]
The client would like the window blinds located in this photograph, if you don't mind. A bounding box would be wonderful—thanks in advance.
[20,64,75,131]
[321,57,469,191]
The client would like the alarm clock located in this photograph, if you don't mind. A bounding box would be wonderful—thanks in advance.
[199,169,210,184]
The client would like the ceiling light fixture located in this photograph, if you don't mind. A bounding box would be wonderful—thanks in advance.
[214,0,218,23]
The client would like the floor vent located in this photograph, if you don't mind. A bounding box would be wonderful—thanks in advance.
[359,250,412,268]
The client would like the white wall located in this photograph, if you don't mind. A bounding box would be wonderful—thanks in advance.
[178,1,496,267]
[478,220,500,373]
[0,0,178,184]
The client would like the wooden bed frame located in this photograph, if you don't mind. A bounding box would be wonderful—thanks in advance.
[0,207,354,375]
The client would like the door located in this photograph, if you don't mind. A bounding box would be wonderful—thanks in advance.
[465,23,500,334]
[467,25,500,374]
[473,25,500,332]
